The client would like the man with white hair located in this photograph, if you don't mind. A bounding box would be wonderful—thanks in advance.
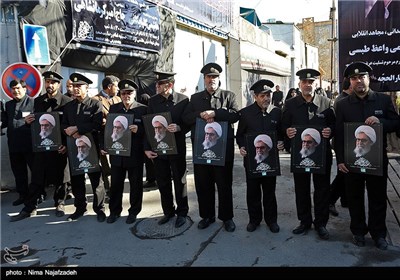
[39,113,56,146]
[335,61,400,250]
[201,122,222,158]
[299,128,321,167]
[282,68,335,240]
[236,79,284,233]
[111,115,128,150]
[353,125,376,167]
[151,115,169,149]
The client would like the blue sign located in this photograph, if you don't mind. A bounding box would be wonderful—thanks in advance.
[23,24,50,66]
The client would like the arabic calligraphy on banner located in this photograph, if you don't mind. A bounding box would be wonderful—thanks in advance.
[71,0,161,53]
[338,0,400,91]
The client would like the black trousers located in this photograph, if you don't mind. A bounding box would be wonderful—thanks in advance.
[109,165,143,216]
[329,169,347,206]
[144,156,156,182]
[70,171,105,214]
[193,161,234,221]
[246,174,277,225]
[345,167,388,239]
[293,172,330,227]
[9,152,33,198]
[23,152,68,213]
[153,156,188,217]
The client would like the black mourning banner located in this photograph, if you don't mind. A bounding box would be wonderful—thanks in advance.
[193,118,228,166]
[105,113,133,156]
[344,122,383,176]
[31,112,62,152]
[71,0,161,52]
[338,0,400,91]
[245,132,281,178]
[67,133,100,176]
[290,126,326,174]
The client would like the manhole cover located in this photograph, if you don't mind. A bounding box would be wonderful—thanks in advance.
[131,216,193,239]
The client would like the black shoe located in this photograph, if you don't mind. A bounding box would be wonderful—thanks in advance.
[67,210,86,221]
[55,205,65,217]
[268,223,280,233]
[12,197,25,206]
[374,237,388,250]
[316,226,330,240]
[246,222,259,232]
[143,181,157,189]
[126,214,137,224]
[97,211,106,222]
[158,213,175,225]
[198,217,216,229]
[329,204,339,216]
[175,216,186,228]
[10,210,33,222]
[352,235,366,247]
[292,223,311,234]
[224,219,236,232]
[107,213,120,224]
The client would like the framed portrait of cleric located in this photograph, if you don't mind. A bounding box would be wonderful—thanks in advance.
[67,133,100,176]
[31,112,62,152]
[193,118,228,166]
[104,113,133,156]
[245,132,280,178]
[344,122,383,176]
[142,112,177,155]
[290,126,326,174]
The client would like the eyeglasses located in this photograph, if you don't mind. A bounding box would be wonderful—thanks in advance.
[356,138,369,143]
[302,140,314,145]
[205,132,216,137]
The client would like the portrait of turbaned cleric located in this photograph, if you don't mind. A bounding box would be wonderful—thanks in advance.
[67,133,100,175]
[291,126,326,174]
[31,112,61,152]
[104,113,133,156]
[245,132,280,177]
[193,118,228,166]
[344,122,383,176]
[143,112,177,155]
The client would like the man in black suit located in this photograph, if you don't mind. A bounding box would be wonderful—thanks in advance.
[104,79,147,224]
[335,61,400,250]
[11,71,73,222]
[282,68,335,240]
[61,73,106,222]
[1,80,34,207]
[183,62,240,232]
[272,85,284,109]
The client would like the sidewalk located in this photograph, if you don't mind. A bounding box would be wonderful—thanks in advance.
[1,141,400,273]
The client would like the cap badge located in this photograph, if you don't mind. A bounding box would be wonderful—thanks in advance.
[74,77,77,82]
[263,85,268,90]
[307,73,311,78]
[50,74,54,78]
[210,67,216,73]
[124,83,128,88]
[355,69,359,74]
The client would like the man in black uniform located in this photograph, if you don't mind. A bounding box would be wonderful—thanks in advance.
[11,71,73,221]
[1,80,34,207]
[61,73,106,222]
[102,79,147,224]
[144,71,190,228]
[282,68,335,240]
[236,79,283,233]
[335,61,400,250]
[183,62,239,232]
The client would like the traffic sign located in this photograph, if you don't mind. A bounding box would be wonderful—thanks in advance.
[23,24,50,66]
[1,62,43,99]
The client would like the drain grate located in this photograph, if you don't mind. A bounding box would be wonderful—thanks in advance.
[131,216,193,239]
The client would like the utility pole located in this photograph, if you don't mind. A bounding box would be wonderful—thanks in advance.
[328,0,337,95]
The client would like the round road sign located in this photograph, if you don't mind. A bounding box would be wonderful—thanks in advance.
[1,62,43,99]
